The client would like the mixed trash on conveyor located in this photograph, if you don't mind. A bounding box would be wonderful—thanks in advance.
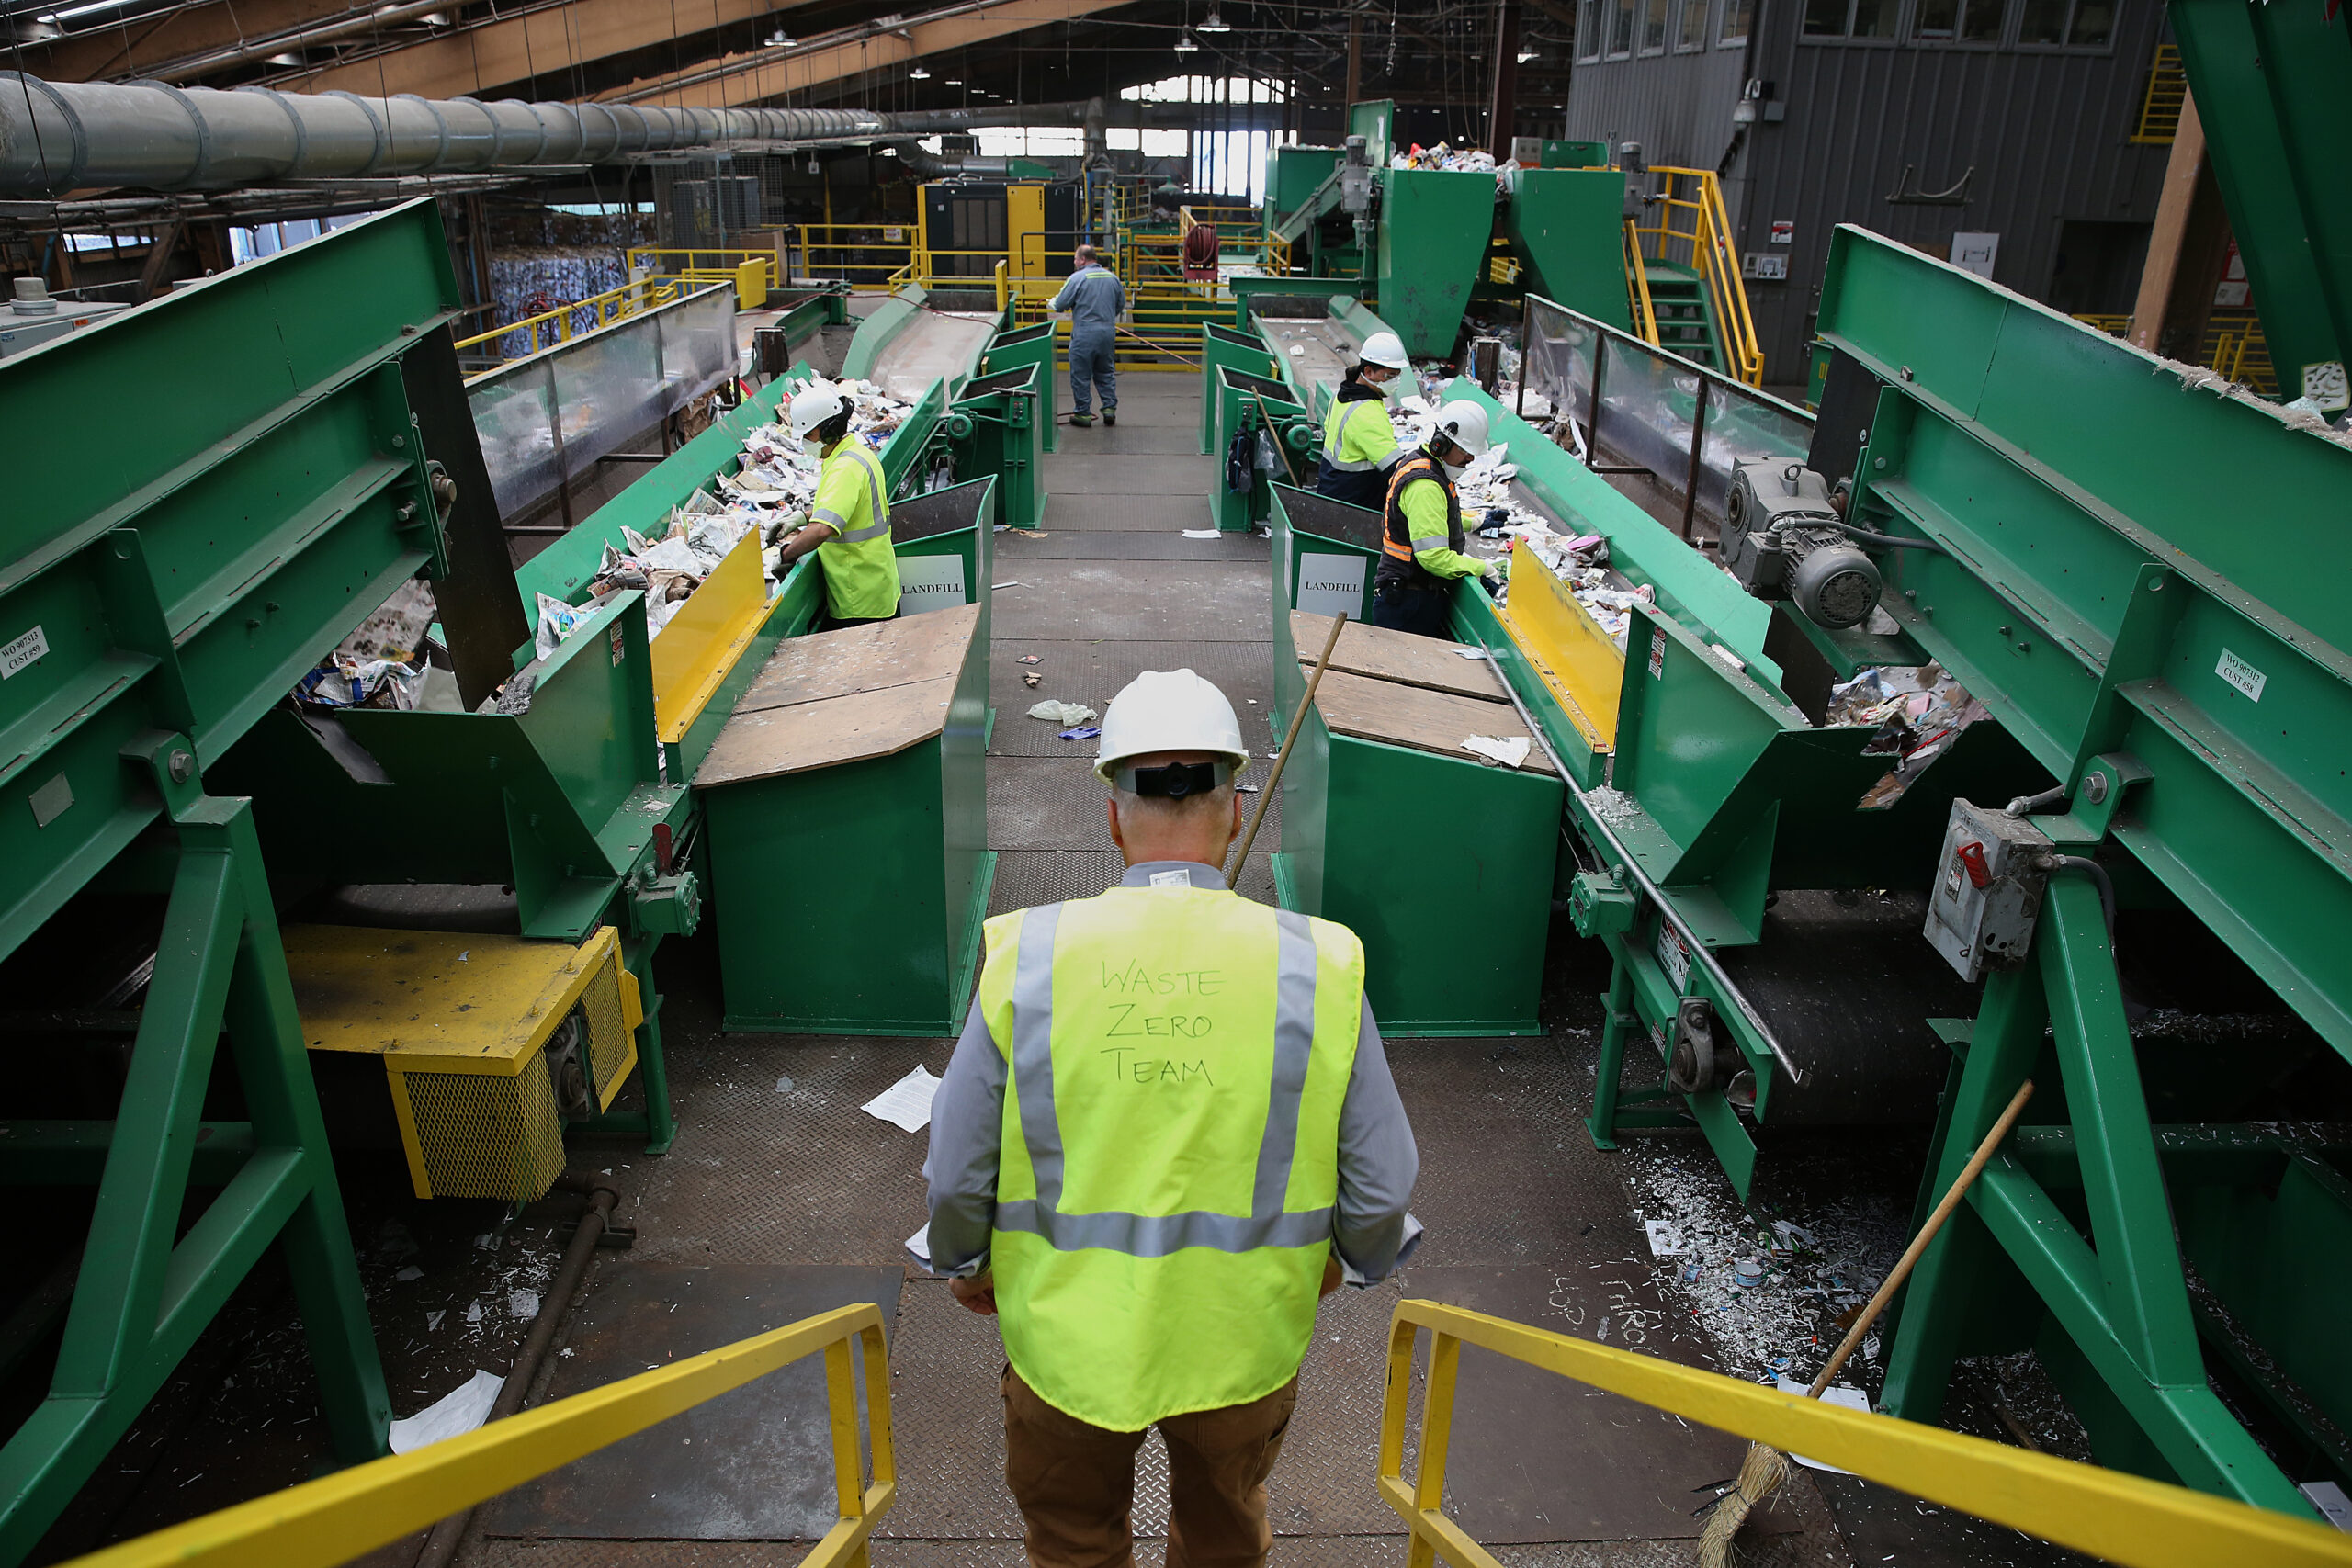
[1826,663,1990,807]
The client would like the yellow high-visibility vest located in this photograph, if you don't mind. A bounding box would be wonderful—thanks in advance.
[978,881,1366,1430]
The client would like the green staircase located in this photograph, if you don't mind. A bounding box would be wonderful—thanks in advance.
[1641,261,1723,370]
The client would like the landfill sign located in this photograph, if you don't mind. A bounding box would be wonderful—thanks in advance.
[1295,552,1369,619]
[897,554,967,615]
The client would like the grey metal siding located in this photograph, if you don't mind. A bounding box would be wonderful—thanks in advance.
[1567,0,2171,385]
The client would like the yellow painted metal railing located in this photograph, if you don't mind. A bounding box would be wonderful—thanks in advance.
[2070,310,2275,394]
[627,246,781,310]
[795,222,919,292]
[2132,43,2188,144]
[453,273,699,369]
[1629,166,1765,386]
[1381,1299,2352,1568]
[65,1303,894,1568]
[1620,218,1660,348]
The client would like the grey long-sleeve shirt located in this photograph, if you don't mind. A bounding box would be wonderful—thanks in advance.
[922,860,1421,1284]
[1048,262,1125,343]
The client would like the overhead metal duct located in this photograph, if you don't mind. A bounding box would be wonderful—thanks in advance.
[0,74,906,194]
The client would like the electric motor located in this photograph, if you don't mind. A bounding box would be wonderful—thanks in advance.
[1722,458,1883,629]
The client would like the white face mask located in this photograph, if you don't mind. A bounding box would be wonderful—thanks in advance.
[802,435,827,457]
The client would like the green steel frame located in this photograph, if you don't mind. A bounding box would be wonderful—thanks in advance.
[1504,170,1634,333]
[982,321,1060,455]
[1374,170,1502,359]
[1808,225,2352,1514]
[2167,0,2350,409]
[0,202,473,1554]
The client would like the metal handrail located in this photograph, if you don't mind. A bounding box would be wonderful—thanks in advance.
[1619,217,1659,347]
[1380,1299,2352,1568]
[2132,43,2188,143]
[794,222,918,291]
[453,273,696,364]
[1629,166,1765,386]
[66,1303,895,1568]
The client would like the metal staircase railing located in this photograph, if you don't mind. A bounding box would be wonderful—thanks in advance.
[1628,166,1765,387]
[63,1303,894,1568]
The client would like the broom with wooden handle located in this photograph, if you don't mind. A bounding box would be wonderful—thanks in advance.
[1227,612,1346,887]
[1695,1077,2037,1568]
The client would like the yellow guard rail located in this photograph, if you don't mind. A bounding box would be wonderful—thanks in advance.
[66,1303,894,1568]
[1382,1299,2352,1568]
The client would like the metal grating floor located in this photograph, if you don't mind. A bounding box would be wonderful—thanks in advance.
[989,640,1279,758]
[444,367,1882,1568]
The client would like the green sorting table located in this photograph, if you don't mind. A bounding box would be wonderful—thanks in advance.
[1273,611,1562,1036]
[696,602,992,1034]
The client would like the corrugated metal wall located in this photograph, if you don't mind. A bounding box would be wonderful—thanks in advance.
[1567,0,2172,385]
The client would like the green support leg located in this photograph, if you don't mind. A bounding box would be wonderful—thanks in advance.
[629,942,675,1156]
[1586,960,1635,1149]
[1884,881,2313,1516]
[0,741,388,1561]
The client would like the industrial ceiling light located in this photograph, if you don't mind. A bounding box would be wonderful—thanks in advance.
[1198,8,1229,29]
[1517,46,1538,61]
[1174,27,1199,51]
[767,29,794,45]
[910,64,931,78]
[808,153,821,174]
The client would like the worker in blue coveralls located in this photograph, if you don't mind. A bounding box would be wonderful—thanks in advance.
[1051,244,1126,428]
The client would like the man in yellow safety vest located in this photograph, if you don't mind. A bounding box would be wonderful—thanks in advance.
[924,669,1421,1568]
[775,380,899,629]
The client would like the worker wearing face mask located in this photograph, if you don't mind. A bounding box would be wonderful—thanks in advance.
[1371,400,1499,639]
[775,380,899,629]
[1313,330,1411,511]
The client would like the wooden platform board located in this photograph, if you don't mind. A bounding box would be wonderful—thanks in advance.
[733,601,979,715]
[1311,667,1556,775]
[695,675,958,788]
[1292,610,1511,703]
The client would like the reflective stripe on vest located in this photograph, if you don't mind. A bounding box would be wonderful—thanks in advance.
[981,884,1367,1430]
[831,445,890,542]
[1382,452,1459,563]
[1321,400,1383,473]
[1001,901,1326,1255]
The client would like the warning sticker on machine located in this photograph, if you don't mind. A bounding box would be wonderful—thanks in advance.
[1655,923,1691,989]
[2215,648,2267,703]
[1647,636,1666,680]
[0,625,48,679]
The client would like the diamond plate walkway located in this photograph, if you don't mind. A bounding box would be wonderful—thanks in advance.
[458,372,1854,1568]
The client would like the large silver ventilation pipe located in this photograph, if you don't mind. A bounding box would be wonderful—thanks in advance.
[0,74,901,194]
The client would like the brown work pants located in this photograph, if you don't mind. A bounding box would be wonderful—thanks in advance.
[1002,1364,1299,1568]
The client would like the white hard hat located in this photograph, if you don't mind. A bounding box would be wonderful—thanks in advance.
[1093,668,1251,784]
[788,380,852,439]
[1359,330,1410,370]
[1431,399,1491,457]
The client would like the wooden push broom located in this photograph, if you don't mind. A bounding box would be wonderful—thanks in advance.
[1695,1077,2037,1567]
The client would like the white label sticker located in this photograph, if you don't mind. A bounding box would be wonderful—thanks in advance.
[897,554,968,615]
[2215,648,2267,702]
[1295,552,1368,619]
[1148,869,1191,891]
[1655,923,1690,989]
[1647,634,1667,680]
[0,625,48,679]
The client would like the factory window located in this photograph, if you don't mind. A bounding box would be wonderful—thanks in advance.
[1608,0,1636,55]
[2017,0,2115,45]
[1640,0,1670,51]
[1577,0,1603,58]
[1719,0,1753,43]
[1804,0,1897,37]
[1677,0,1713,50]
[1911,0,2009,40]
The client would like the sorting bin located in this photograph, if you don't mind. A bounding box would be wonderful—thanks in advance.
[980,321,1060,454]
[1272,612,1561,1035]
[695,603,992,1034]
[1199,321,1277,455]
[1212,367,1309,533]
[1270,483,1390,720]
[949,366,1044,530]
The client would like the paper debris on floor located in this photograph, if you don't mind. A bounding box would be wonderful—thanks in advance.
[389,1370,503,1454]
[905,1224,933,1269]
[1643,1219,1683,1258]
[861,1065,941,1133]
[1773,1378,1872,1472]
[1016,654,1043,664]
[1028,700,1097,726]
[1462,734,1531,769]
[1182,529,1222,539]
[1453,647,1490,660]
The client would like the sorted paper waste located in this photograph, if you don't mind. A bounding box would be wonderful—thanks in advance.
[1462,735,1532,769]
[861,1065,941,1133]
[389,1370,503,1454]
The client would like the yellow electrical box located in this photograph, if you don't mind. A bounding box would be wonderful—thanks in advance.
[285,924,643,1201]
